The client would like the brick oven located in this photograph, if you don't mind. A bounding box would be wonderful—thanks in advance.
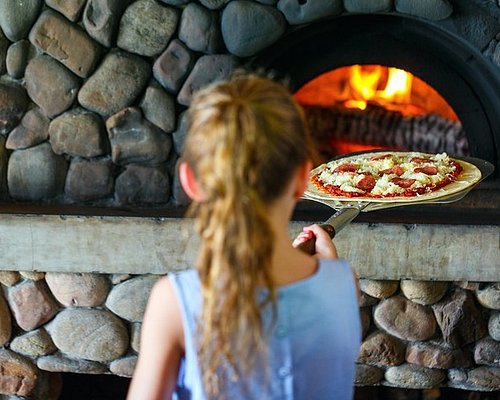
[0,0,499,399]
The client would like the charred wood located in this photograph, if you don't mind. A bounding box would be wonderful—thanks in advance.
[302,105,469,157]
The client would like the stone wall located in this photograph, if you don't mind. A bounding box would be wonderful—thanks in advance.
[0,271,157,399]
[0,270,499,398]
[356,279,500,392]
[1,1,500,398]
[1,0,500,208]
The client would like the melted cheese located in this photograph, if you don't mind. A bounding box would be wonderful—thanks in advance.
[317,152,456,196]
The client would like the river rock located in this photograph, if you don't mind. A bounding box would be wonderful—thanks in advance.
[106,107,172,166]
[83,0,132,48]
[374,296,436,341]
[131,322,141,352]
[0,349,38,397]
[172,157,190,206]
[476,283,500,310]
[448,366,500,391]
[140,85,176,133]
[153,39,194,94]
[221,1,286,57]
[19,271,45,281]
[178,55,238,105]
[401,280,449,305]
[7,142,68,201]
[354,364,384,386]
[0,293,12,346]
[111,274,131,285]
[385,364,446,389]
[117,0,179,57]
[6,108,50,150]
[359,292,379,307]
[344,0,392,12]
[49,108,106,158]
[200,0,230,9]
[172,110,188,156]
[395,0,453,21]
[489,312,500,340]
[65,158,115,202]
[406,341,473,369]
[7,280,59,331]
[6,39,38,79]
[432,288,488,348]
[455,281,480,291]
[179,3,221,54]
[106,275,160,322]
[45,0,86,21]
[474,337,500,367]
[29,10,101,78]
[47,308,128,362]
[358,331,406,366]
[0,271,20,286]
[115,164,171,205]
[25,55,80,118]
[10,328,56,357]
[110,356,137,378]
[37,354,108,374]
[0,81,28,135]
[45,272,111,307]
[0,0,42,42]
[359,279,399,299]
[78,50,151,117]
[277,0,343,25]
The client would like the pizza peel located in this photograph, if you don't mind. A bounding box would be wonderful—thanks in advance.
[296,154,494,255]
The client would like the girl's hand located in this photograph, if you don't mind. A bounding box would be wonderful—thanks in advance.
[293,224,338,259]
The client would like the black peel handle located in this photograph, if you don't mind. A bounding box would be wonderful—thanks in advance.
[295,224,336,255]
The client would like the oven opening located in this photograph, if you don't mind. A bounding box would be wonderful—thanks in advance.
[253,13,500,224]
[294,64,468,162]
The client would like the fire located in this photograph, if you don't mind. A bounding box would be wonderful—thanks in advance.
[294,64,458,121]
[294,64,462,157]
[344,65,413,111]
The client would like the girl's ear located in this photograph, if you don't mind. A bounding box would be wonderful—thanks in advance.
[179,162,204,201]
[294,160,313,199]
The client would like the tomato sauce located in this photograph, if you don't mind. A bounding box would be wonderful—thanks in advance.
[312,160,463,199]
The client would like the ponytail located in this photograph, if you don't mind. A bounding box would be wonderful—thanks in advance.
[183,74,312,397]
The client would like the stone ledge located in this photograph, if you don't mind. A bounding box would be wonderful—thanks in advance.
[0,214,498,281]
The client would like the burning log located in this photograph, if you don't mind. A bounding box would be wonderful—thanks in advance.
[302,104,469,157]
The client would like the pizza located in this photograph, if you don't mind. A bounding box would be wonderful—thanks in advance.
[307,151,481,201]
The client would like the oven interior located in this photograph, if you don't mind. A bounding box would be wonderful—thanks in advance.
[253,13,500,225]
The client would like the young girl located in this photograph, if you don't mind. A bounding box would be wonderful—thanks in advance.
[127,75,361,400]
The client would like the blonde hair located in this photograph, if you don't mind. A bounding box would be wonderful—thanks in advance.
[183,74,312,397]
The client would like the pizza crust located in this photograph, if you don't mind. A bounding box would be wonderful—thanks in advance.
[305,151,482,203]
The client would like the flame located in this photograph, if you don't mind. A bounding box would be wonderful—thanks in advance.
[293,64,461,156]
[347,65,413,110]
[293,64,459,121]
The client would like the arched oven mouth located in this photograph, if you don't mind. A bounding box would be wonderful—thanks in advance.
[252,13,500,225]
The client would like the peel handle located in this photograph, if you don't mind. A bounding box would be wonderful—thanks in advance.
[296,207,361,255]
[295,223,335,255]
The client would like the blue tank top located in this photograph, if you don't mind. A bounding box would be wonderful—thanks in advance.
[169,259,361,400]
